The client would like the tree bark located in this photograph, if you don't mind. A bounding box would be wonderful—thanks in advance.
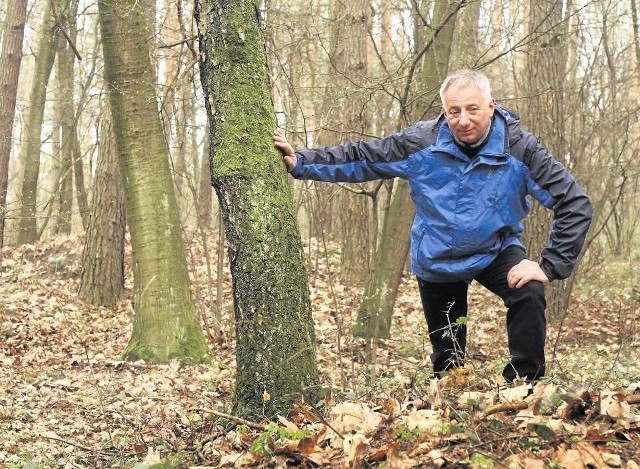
[522,0,570,320]
[196,0,319,419]
[98,0,210,364]
[328,0,374,285]
[79,116,126,308]
[0,0,27,247]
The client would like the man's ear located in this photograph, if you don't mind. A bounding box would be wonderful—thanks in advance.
[488,98,496,116]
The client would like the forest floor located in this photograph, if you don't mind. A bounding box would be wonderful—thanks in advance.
[1,230,639,468]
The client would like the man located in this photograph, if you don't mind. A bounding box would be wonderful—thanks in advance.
[274,69,592,383]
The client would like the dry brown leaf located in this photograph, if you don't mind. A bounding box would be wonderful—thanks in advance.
[343,433,368,468]
[555,442,607,469]
[328,402,384,434]
[402,408,444,434]
[600,392,632,420]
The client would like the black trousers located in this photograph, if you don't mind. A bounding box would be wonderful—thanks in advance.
[417,246,547,382]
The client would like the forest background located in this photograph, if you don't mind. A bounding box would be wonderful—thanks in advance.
[0,0,639,467]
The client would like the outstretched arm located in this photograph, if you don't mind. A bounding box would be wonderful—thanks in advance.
[272,121,438,183]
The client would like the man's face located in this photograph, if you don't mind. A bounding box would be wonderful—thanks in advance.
[443,84,495,144]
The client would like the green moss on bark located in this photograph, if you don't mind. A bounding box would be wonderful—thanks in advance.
[197,0,319,419]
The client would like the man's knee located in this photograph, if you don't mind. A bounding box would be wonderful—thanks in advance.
[508,280,546,308]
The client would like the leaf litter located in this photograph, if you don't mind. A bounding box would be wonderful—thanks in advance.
[1,232,639,467]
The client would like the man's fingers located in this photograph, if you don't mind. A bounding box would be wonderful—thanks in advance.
[514,275,529,289]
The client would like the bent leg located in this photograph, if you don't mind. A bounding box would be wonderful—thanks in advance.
[417,277,469,376]
[476,247,547,382]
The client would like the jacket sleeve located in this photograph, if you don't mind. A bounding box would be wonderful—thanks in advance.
[290,121,435,182]
[518,132,593,281]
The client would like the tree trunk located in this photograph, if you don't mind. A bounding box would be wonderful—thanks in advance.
[353,180,412,338]
[412,0,460,120]
[329,0,374,285]
[0,0,27,247]
[197,122,212,229]
[54,0,79,235]
[98,0,210,364]
[449,0,481,69]
[79,116,125,308]
[196,0,319,419]
[73,129,89,230]
[522,0,570,320]
[17,0,63,244]
[354,0,460,338]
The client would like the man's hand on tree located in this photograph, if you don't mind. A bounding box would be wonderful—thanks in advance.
[273,129,297,172]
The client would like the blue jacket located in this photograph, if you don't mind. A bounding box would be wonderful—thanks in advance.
[291,106,593,283]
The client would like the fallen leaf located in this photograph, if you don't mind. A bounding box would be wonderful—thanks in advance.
[343,433,368,468]
[328,402,384,434]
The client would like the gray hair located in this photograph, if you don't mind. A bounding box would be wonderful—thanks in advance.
[439,69,492,107]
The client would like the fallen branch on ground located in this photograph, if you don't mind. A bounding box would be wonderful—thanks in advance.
[477,401,528,420]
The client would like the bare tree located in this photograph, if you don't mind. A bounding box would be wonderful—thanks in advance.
[0,0,28,246]
[354,0,463,339]
[17,0,63,244]
[98,0,210,364]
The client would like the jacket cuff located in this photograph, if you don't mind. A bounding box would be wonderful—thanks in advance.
[289,153,304,177]
[539,260,556,282]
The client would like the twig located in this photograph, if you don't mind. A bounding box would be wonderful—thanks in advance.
[104,360,151,371]
[624,394,640,405]
[50,0,82,60]
[193,408,269,431]
[40,433,106,453]
[477,401,528,420]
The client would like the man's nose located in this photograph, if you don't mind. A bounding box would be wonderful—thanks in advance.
[458,112,471,126]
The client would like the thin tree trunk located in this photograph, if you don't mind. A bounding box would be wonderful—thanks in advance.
[54,0,79,235]
[73,130,88,230]
[197,122,212,229]
[450,0,481,69]
[196,0,319,419]
[17,0,63,244]
[0,0,28,247]
[98,0,210,364]
[353,180,412,338]
[329,0,373,285]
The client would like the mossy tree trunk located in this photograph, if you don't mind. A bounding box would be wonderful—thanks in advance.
[196,0,319,419]
[98,0,210,364]
[353,181,413,338]
[353,0,460,339]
